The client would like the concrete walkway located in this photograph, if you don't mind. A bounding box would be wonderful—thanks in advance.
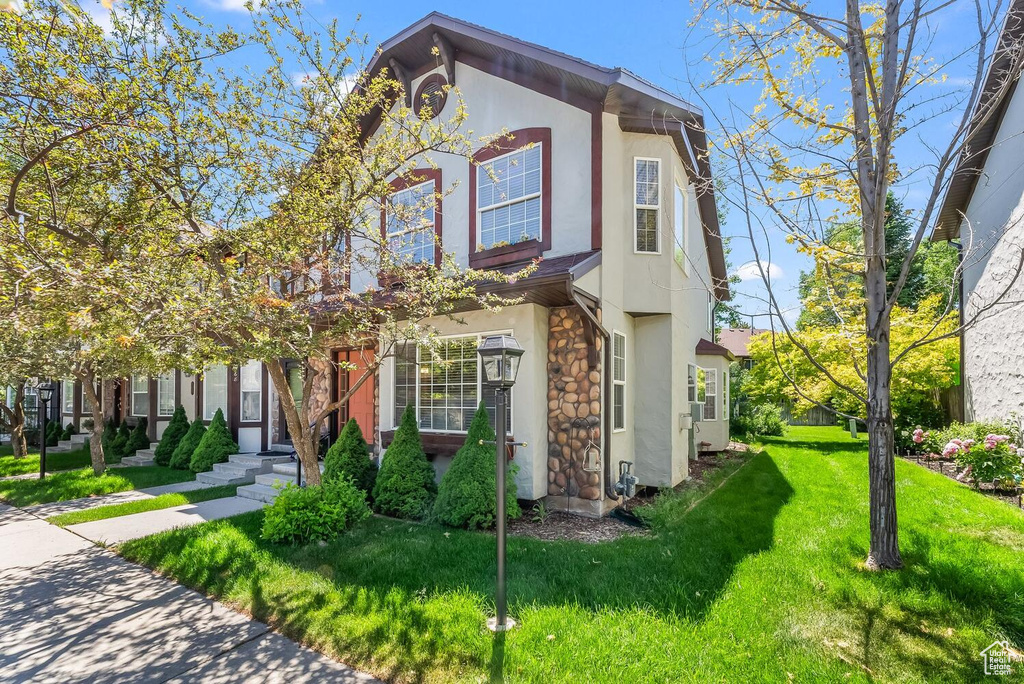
[66,496,265,545]
[26,480,216,518]
[0,503,378,683]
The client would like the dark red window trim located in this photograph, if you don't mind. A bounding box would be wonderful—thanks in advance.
[379,168,443,268]
[469,127,552,269]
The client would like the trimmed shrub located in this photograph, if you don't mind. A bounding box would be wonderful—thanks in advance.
[169,418,206,470]
[125,418,150,456]
[154,406,189,466]
[434,403,521,529]
[731,402,786,439]
[261,478,371,545]
[101,417,116,451]
[107,420,131,462]
[324,418,378,497]
[45,420,61,447]
[60,422,78,440]
[189,409,238,473]
[372,405,436,519]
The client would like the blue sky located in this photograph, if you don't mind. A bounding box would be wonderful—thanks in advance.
[87,0,984,325]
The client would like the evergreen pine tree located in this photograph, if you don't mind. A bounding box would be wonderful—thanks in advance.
[154,406,189,466]
[189,409,238,472]
[60,422,78,440]
[372,405,436,519]
[434,402,520,529]
[169,418,206,470]
[45,420,60,446]
[125,418,150,456]
[324,418,378,497]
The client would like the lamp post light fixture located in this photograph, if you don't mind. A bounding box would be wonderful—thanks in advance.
[37,382,55,480]
[476,334,524,633]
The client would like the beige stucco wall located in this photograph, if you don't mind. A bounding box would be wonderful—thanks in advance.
[695,354,731,451]
[959,81,1024,425]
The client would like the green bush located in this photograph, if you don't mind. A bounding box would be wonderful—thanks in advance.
[60,422,78,440]
[107,419,131,462]
[261,478,371,545]
[125,418,150,456]
[169,418,206,470]
[189,409,238,473]
[434,403,521,529]
[731,402,786,439]
[154,406,189,466]
[101,417,116,451]
[45,420,61,447]
[324,418,378,497]
[372,405,436,519]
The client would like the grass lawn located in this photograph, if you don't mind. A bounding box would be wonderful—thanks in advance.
[0,466,195,507]
[48,484,239,526]
[0,445,93,477]
[119,427,1024,683]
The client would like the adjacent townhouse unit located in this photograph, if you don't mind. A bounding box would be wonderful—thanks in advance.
[718,327,769,370]
[52,13,731,517]
[933,0,1024,425]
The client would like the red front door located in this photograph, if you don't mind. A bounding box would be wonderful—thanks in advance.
[338,349,376,444]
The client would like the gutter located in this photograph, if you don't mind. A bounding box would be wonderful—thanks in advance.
[565,282,619,503]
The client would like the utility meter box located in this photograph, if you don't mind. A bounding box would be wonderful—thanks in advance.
[679,413,693,431]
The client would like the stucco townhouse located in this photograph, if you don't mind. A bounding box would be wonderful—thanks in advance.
[51,13,732,516]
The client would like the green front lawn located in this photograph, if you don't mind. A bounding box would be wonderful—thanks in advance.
[48,484,239,526]
[119,427,1024,683]
[0,445,93,477]
[0,466,195,507]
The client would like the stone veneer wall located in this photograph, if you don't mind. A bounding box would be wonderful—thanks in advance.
[547,306,603,502]
[307,357,332,438]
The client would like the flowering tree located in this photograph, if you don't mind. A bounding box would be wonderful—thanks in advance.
[699,0,1024,568]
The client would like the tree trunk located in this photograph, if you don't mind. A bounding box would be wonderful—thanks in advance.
[266,360,322,486]
[79,370,106,476]
[9,381,28,459]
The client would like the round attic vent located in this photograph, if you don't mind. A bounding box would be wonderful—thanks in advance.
[415,74,448,119]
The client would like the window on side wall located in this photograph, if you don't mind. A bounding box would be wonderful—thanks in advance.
[634,158,660,253]
[477,145,542,250]
[240,361,262,422]
[707,292,715,332]
[393,333,512,433]
[612,331,626,431]
[673,180,689,273]
[703,368,718,421]
[157,372,175,417]
[386,180,437,264]
[724,370,730,420]
[203,365,228,421]
[132,375,149,417]
[687,363,698,404]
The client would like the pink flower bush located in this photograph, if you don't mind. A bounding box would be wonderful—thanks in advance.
[942,441,961,458]
[912,428,928,444]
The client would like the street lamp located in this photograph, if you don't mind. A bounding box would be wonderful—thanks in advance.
[37,382,55,480]
[477,334,524,633]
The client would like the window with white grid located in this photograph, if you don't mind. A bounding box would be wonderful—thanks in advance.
[203,365,228,421]
[477,145,541,249]
[240,361,262,422]
[688,364,698,403]
[703,368,718,421]
[386,181,435,264]
[62,380,74,414]
[612,331,626,431]
[132,376,149,417]
[634,158,660,253]
[157,372,175,417]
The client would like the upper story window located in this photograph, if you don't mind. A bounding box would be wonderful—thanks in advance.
[634,158,661,253]
[383,169,441,267]
[477,145,542,250]
[674,180,689,273]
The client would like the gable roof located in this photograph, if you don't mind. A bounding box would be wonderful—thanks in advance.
[933,0,1024,241]
[717,327,769,358]
[361,12,730,300]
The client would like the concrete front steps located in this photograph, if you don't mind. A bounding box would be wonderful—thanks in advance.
[195,452,293,487]
[120,448,157,467]
[53,433,93,453]
[237,461,325,503]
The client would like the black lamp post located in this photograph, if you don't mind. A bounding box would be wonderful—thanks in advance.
[476,334,524,633]
[37,382,55,480]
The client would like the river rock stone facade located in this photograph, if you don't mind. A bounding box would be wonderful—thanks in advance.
[547,306,602,503]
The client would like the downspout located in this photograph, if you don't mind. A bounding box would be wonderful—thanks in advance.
[950,240,965,421]
[566,281,619,503]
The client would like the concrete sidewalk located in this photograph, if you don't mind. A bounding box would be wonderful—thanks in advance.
[0,503,378,683]
[27,479,219,519]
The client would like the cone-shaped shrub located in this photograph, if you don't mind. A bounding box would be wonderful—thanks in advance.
[60,422,78,440]
[324,418,378,497]
[125,418,150,456]
[101,417,117,453]
[169,418,206,470]
[372,405,436,519]
[189,409,238,473]
[109,419,131,460]
[154,406,189,466]
[45,420,61,446]
[434,403,521,529]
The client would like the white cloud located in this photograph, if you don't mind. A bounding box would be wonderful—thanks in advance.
[291,71,358,95]
[735,260,785,282]
[206,0,264,12]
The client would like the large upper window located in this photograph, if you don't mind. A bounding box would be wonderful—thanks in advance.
[62,380,74,414]
[674,181,688,273]
[394,334,512,433]
[132,376,149,417]
[240,360,262,422]
[477,145,542,250]
[612,331,626,432]
[386,180,436,264]
[634,158,660,253]
[203,365,228,421]
[157,372,175,417]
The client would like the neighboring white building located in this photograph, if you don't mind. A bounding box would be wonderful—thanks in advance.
[933,1,1024,426]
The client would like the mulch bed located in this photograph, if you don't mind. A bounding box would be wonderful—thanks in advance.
[898,453,1023,509]
[508,509,646,543]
